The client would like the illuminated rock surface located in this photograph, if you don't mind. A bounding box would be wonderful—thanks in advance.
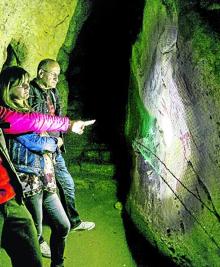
[126,0,220,266]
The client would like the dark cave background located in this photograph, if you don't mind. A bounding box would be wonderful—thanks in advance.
[66,1,179,266]
[66,0,145,141]
[66,0,145,202]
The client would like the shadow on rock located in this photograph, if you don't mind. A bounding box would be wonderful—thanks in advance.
[122,211,179,267]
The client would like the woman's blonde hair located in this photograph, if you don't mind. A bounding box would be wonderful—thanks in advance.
[0,66,31,112]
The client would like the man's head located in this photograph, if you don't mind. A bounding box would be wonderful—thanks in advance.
[37,59,60,89]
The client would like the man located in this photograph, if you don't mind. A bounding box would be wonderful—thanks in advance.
[29,59,95,233]
[0,106,88,267]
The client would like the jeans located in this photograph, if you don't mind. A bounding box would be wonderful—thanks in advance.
[24,191,70,266]
[54,153,81,228]
[0,198,42,267]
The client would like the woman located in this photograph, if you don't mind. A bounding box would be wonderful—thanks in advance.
[0,66,70,267]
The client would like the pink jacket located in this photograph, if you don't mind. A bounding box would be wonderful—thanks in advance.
[0,106,70,134]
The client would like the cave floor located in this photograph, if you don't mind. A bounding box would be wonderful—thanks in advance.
[44,162,135,267]
[0,162,135,267]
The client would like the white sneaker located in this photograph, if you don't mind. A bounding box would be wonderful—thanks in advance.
[72,221,95,231]
[40,241,51,258]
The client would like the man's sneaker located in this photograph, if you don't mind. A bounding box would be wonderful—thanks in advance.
[72,221,95,231]
[40,241,51,258]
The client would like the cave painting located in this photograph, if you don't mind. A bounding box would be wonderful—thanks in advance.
[133,26,191,199]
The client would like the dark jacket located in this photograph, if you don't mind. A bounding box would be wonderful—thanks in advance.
[29,80,62,116]
[29,80,65,151]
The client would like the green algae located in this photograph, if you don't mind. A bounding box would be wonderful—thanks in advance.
[131,0,167,90]
[126,0,168,144]
[125,74,154,143]
[181,11,220,95]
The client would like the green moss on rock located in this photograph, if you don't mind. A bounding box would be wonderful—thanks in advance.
[126,0,220,266]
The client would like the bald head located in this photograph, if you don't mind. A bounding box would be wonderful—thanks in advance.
[37,59,60,73]
[36,59,60,89]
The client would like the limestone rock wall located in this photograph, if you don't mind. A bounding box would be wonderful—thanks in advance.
[0,0,90,112]
[1,0,75,74]
[126,0,220,266]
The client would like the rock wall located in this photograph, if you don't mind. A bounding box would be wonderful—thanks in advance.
[126,0,220,266]
[0,0,90,112]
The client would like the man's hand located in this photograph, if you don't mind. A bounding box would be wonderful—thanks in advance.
[71,120,96,135]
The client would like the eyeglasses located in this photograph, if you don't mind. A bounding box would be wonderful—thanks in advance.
[41,69,59,79]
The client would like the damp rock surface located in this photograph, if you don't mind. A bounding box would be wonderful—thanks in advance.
[126,0,220,266]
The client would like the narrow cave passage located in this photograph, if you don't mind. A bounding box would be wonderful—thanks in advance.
[67,0,144,202]
[65,1,179,266]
